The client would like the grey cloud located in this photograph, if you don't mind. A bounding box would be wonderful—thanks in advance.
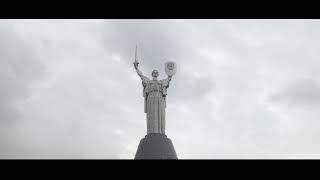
[103,20,187,66]
[0,23,44,124]
[169,73,215,103]
[0,22,45,157]
[269,78,320,108]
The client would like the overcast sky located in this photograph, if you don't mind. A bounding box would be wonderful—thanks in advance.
[1,19,320,159]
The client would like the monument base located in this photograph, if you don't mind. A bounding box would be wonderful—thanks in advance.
[134,133,178,159]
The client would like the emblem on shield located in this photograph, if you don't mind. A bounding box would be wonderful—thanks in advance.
[165,61,177,76]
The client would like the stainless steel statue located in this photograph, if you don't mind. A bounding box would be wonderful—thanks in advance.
[133,46,177,134]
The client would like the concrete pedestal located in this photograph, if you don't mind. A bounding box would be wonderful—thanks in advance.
[134,133,178,159]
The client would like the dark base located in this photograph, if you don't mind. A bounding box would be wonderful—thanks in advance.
[134,133,178,159]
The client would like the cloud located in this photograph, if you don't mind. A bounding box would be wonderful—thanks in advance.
[0,22,44,121]
[0,21,45,157]
[270,78,320,108]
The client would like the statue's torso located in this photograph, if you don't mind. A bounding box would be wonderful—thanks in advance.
[148,80,161,93]
[142,78,168,99]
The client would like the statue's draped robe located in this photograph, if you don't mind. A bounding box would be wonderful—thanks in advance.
[136,69,170,134]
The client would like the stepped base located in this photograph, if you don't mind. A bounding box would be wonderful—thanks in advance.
[134,133,178,159]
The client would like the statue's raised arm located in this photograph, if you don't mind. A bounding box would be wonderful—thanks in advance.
[133,62,149,80]
[134,61,150,84]
[161,75,172,88]
[133,45,150,84]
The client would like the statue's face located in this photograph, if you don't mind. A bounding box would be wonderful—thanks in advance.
[152,70,159,78]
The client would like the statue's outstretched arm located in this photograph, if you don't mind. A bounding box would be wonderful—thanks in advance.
[134,63,149,81]
[161,75,172,88]
[163,75,172,82]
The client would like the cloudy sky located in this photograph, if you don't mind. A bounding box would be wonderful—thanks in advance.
[1,19,320,159]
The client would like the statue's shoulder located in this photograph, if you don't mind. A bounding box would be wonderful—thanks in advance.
[142,76,151,83]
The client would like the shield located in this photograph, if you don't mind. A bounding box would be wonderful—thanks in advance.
[165,61,177,76]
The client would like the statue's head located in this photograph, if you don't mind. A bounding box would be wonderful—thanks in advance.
[151,70,159,78]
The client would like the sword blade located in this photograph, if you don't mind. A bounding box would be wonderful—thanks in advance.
[135,45,138,62]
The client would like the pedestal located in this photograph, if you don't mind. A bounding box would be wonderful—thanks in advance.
[134,133,178,159]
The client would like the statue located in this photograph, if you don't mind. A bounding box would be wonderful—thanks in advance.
[133,45,177,134]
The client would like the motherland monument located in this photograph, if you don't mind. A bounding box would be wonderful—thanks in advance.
[133,45,178,159]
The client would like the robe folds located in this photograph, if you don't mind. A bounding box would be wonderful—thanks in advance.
[142,77,170,134]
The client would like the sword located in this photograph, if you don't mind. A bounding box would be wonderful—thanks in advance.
[134,45,139,64]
